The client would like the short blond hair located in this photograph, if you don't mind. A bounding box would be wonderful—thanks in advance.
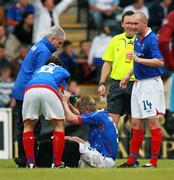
[76,96,96,112]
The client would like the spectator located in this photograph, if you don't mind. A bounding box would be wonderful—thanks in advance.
[89,26,112,82]
[5,12,34,61]
[149,0,174,31]
[10,45,30,79]
[6,0,35,33]
[67,80,81,97]
[0,5,5,26]
[88,0,121,32]
[13,12,34,45]
[0,45,9,69]
[58,40,78,79]
[0,66,15,108]
[0,25,8,47]
[78,40,90,60]
[77,41,91,83]
[32,0,73,42]
[158,10,174,70]
[123,0,149,19]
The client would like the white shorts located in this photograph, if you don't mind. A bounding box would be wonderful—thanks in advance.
[131,76,165,119]
[78,143,115,168]
[22,87,65,121]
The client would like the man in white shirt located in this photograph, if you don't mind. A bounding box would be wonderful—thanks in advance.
[89,0,120,31]
[88,26,112,82]
[32,0,73,42]
[123,0,149,19]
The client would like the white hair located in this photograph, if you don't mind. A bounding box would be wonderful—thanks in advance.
[45,25,65,39]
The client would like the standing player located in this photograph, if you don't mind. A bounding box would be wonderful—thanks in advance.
[22,56,70,168]
[98,11,135,124]
[119,12,165,168]
[62,93,118,168]
[13,25,65,167]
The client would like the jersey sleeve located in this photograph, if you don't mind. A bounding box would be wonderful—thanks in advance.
[102,37,115,62]
[61,70,70,90]
[150,34,163,60]
[79,112,100,125]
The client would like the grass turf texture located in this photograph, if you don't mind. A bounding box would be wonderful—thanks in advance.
[0,159,174,180]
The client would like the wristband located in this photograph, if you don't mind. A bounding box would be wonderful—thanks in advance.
[98,82,105,86]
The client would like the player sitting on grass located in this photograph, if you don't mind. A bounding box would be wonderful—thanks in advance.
[62,91,119,168]
[22,56,70,168]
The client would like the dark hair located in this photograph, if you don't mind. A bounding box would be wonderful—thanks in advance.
[80,40,88,47]
[63,40,72,48]
[45,56,63,66]
[0,44,4,49]
[121,11,135,22]
[41,0,46,4]
[23,12,33,20]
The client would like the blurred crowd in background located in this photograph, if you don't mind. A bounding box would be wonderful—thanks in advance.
[0,0,174,119]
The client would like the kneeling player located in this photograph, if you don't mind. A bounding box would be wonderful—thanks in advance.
[22,57,70,168]
[62,92,119,168]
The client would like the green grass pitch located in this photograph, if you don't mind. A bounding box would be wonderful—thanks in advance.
[0,159,174,180]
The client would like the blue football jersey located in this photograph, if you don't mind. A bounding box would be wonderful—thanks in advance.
[134,29,164,80]
[79,109,118,160]
[26,63,70,91]
[12,37,57,100]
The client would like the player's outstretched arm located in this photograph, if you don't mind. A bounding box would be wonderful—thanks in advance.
[62,91,80,125]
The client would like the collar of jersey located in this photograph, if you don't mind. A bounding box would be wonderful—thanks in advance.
[144,28,152,37]
[41,37,57,53]
[138,28,152,41]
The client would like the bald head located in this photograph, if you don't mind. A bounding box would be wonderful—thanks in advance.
[132,12,147,24]
[131,12,148,36]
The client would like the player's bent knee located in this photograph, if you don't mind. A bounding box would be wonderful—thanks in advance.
[148,118,161,129]
[131,119,143,129]
[51,120,64,131]
[23,119,37,132]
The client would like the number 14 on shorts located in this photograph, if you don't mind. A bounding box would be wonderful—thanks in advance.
[142,100,152,111]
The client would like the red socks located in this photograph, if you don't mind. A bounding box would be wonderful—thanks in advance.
[23,131,35,166]
[52,131,65,166]
[150,128,162,167]
[127,129,144,165]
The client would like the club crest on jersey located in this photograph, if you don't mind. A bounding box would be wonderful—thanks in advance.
[31,45,37,51]
[141,44,145,50]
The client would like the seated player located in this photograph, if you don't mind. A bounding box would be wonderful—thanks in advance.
[62,92,119,168]
[22,56,70,168]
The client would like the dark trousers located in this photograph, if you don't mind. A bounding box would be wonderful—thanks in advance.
[15,100,41,163]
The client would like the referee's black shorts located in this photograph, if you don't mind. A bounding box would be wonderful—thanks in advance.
[106,79,134,116]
